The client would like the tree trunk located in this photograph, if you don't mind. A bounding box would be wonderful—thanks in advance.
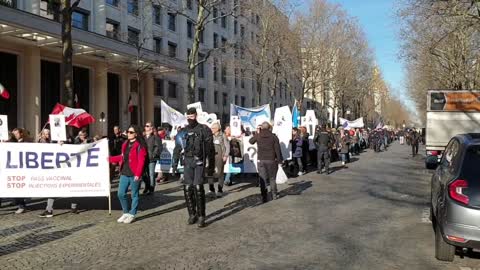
[60,0,74,108]
[187,2,205,104]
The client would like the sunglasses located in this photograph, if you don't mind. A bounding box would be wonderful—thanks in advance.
[127,130,136,134]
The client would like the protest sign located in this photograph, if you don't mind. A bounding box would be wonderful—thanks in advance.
[230,104,271,131]
[273,106,292,160]
[0,139,110,198]
[50,114,67,142]
[0,115,8,141]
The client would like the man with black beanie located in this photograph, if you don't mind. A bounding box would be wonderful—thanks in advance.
[182,108,215,228]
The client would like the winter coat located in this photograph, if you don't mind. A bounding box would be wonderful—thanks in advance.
[109,140,148,178]
[249,130,282,162]
[291,136,303,158]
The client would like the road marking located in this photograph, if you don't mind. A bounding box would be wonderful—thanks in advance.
[421,207,431,224]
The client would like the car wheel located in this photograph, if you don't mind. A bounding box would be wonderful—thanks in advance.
[435,223,455,262]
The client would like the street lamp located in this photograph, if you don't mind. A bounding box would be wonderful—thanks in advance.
[99,112,106,136]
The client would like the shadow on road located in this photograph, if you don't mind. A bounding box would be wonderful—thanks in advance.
[0,223,95,257]
[206,180,312,226]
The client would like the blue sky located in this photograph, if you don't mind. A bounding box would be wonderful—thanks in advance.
[300,0,410,107]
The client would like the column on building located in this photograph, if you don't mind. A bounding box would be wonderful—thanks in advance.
[120,71,130,129]
[143,72,154,123]
[23,47,41,136]
[92,0,107,35]
[92,62,108,136]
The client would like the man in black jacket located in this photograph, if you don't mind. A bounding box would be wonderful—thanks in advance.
[183,108,215,228]
[143,122,162,195]
[314,125,333,174]
[249,122,283,202]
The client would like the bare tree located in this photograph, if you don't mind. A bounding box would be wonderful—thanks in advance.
[154,0,239,103]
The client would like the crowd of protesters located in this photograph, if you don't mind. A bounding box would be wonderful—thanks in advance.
[2,109,421,227]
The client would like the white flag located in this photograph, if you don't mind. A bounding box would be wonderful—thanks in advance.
[161,100,188,127]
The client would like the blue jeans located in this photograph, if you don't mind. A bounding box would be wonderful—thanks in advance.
[341,153,348,163]
[118,175,141,215]
[148,162,156,189]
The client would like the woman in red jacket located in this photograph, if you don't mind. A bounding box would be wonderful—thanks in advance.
[109,125,147,224]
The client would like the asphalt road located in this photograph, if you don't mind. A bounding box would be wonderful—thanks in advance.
[0,142,479,269]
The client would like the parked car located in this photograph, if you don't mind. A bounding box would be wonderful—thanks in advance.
[427,133,480,261]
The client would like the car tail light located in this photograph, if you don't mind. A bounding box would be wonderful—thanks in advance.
[427,151,440,156]
[446,235,467,243]
[449,179,469,205]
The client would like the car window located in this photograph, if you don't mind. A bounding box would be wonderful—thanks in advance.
[441,140,455,168]
[462,146,480,181]
[441,139,461,173]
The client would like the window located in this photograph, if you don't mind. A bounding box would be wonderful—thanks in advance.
[198,53,205,78]
[40,0,60,21]
[222,93,228,106]
[168,42,177,58]
[241,96,246,107]
[256,34,260,45]
[221,65,227,84]
[187,48,191,59]
[234,20,238,35]
[252,98,255,107]
[256,15,260,25]
[130,79,138,93]
[199,29,204,43]
[168,81,177,98]
[128,0,138,16]
[128,27,139,46]
[187,20,193,39]
[214,91,218,105]
[199,88,206,102]
[240,25,245,38]
[155,79,164,96]
[235,68,239,86]
[168,13,176,31]
[72,10,88,30]
[213,33,218,48]
[213,58,218,82]
[241,69,245,88]
[106,19,120,40]
[213,8,218,23]
[221,13,227,28]
[234,95,238,105]
[154,37,162,54]
[106,0,118,7]
[221,37,227,52]
[153,5,161,25]
[186,0,193,9]
[251,32,254,43]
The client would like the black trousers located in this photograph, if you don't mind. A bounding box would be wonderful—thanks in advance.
[317,150,330,172]
[412,143,419,156]
[257,160,278,196]
[183,157,205,185]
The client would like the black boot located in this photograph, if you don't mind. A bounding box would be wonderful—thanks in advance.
[195,185,207,228]
[183,185,197,225]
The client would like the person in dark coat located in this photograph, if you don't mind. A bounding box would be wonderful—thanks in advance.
[291,128,304,176]
[314,125,333,174]
[249,122,283,202]
[142,121,162,195]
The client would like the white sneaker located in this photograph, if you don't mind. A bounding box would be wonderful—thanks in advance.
[207,191,215,198]
[297,172,304,176]
[117,213,129,223]
[123,214,135,224]
[15,208,25,214]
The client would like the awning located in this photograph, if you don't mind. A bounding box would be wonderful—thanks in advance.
[0,5,188,74]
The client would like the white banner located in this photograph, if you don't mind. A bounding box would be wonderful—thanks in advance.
[0,115,8,141]
[156,137,259,173]
[273,106,292,160]
[339,117,364,129]
[49,114,67,142]
[155,140,183,173]
[303,110,318,150]
[230,116,242,137]
[0,139,110,198]
[161,100,188,128]
[187,102,203,114]
[230,104,271,132]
